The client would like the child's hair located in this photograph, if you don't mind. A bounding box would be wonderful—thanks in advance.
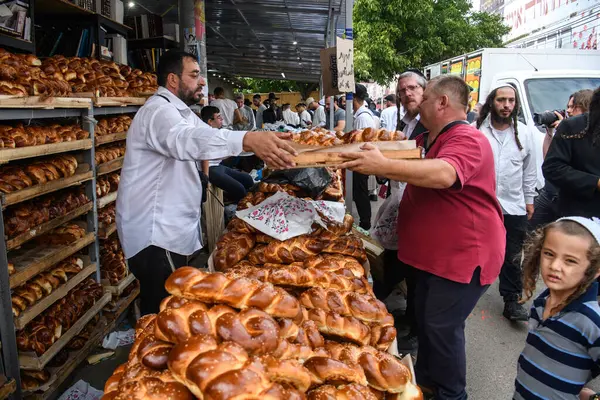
[522,220,600,313]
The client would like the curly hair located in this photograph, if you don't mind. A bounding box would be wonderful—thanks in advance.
[476,85,523,150]
[583,86,600,147]
[521,220,600,315]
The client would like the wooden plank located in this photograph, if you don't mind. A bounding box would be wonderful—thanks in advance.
[291,148,422,168]
[93,97,146,107]
[0,139,92,165]
[96,157,124,176]
[101,273,135,296]
[0,95,92,109]
[0,379,15,400]
[205,186,224,254]
[19,292,111,370]
[14,263,97,330]
[95,132,127,146]
[6,202,93,251]
[3,169,93,208]
[97,191,117,209]
[9,231,95,289]
[98,223,116,240]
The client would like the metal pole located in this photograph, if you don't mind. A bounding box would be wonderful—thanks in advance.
[344,0,354,213]
[328,8,335,131]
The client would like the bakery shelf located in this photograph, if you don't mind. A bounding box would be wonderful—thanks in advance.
[101,272,135,296]
[0,108,87,121]
[14,262,97,330]
[9,231,95,289]
[97,191,117,209]
[95,132,127,146]
[0,33,35,54]
[128,36,178,50]
[91,105,141,116]
[93,97,146,107]
[0,377,16,400]
[19,291,111,370]
[0,95,92,110]
[98,223,116,240]
[96,157,123,176]
[0,139,93,165]
[6,202,93,251]
[2,167,93,208]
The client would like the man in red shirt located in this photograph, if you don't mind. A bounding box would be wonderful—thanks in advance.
[339,75,505,400]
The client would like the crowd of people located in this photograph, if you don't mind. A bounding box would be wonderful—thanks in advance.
[115,50,600,400]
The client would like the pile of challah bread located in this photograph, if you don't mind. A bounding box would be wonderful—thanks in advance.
[95,115,133,137]
[292,127,406,147]
[95,142,125,165]
[96,172,120,198]
[41,55,157,97]
[0,49,70,97]
[100,236,128,285]
[0,153,79,194]
[0,122,89,149]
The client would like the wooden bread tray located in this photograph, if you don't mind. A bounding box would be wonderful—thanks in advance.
[95,131,127,146]
[97,157,124,176]
[292,148,422,168]
[2,165,93,208]
[93,97,146,107]
[0,139,92,165]
[6,202,93,251]
[98,223,117,240]
[19,291,111,370]
[102,271,135,296]
[14,262,97,330]
[0,378,15,400]
[9,230,95,289]
[98,191,117,209]
[0,95,92,109]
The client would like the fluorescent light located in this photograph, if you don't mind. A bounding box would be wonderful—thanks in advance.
[281,72,286,78]
[128,1,134,7]
[293,41,297,45]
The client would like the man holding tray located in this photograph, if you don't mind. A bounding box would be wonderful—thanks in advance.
[116,51,297,316]
[339,75,505,400]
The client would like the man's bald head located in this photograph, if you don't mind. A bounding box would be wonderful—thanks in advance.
[428,75,470,112]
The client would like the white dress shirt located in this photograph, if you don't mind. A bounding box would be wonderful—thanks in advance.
[400,113,421,139]
[116,87,246,258]
[477,115,537,216]
[354,104,376,130]
[312,105,326,128]
[380,106,398,131]
[255,104,267,129]
[210,98,238,129]
[282,109,300,126]
[299,110,312,128]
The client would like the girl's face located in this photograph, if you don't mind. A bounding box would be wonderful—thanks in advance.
[541,229,595,296]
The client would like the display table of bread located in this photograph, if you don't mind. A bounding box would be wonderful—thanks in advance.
[102,171,422,400]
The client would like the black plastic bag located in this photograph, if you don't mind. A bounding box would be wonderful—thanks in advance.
[263,168,332,198]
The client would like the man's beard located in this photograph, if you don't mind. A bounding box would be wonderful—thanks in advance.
[491,108,512,125]
[178,85,201,106]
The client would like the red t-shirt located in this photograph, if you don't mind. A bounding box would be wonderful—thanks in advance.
[396,122,505,285]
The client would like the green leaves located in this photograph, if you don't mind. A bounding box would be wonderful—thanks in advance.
[354,0,510,84]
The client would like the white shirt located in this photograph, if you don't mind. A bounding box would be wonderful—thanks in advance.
[380,106,398,131]
[354,104,376,130]
[255,104,267,129]
[312,105,326,128]
[299,110,312,128]
[210,98,238,129]
[282,109,300,126]
[477,115,537,216]
[401,113,421,139]
[116,87,246,258]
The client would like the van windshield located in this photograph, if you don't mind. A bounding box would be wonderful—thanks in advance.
[524,77,600,117]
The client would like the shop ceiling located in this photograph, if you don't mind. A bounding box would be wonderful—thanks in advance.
[130,0,346,82]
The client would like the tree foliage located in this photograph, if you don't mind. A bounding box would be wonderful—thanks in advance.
[354,0,510,84]
[237,78,318,99]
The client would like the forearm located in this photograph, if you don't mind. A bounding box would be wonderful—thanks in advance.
[201,160,209,176]
[382,158,457,189]
[543,130,553,159]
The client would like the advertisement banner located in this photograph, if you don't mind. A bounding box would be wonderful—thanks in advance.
[466,55,482,107]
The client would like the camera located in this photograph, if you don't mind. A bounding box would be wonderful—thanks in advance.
[533,110,565,126]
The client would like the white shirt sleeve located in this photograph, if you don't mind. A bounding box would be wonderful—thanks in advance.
[522,128,538,205]
[315,107,326,127]
[145,103,246,161]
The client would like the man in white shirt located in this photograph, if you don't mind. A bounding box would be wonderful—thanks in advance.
[380,94,398,131]
[116,51,297,315]
[296,103,312,128]
[476,83,537,322]
[306,97,326,128]
[282,103,300,127]
[252,94,267,129]
[233,94,255,131]
[210,87,239,129]
[352,84,377,231]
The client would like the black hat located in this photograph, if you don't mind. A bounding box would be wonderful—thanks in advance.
[404,68,427,80]
[384,94,396,103]
[354,84,368,101]
[268,92,279,100]
[253,93,261,99]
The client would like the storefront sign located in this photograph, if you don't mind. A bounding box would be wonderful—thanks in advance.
[320,47,342,97]
[336,37,355,93]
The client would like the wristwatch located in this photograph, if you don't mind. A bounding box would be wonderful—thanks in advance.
[590,393,600,400]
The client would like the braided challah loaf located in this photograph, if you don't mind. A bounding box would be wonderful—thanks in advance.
[321,236,368,263]
[247,235,326,264]
[303,254,365,278]
[165,267,301,320]
[306,308,372,347]
[307,383,379,400]
[213,232,256,272]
